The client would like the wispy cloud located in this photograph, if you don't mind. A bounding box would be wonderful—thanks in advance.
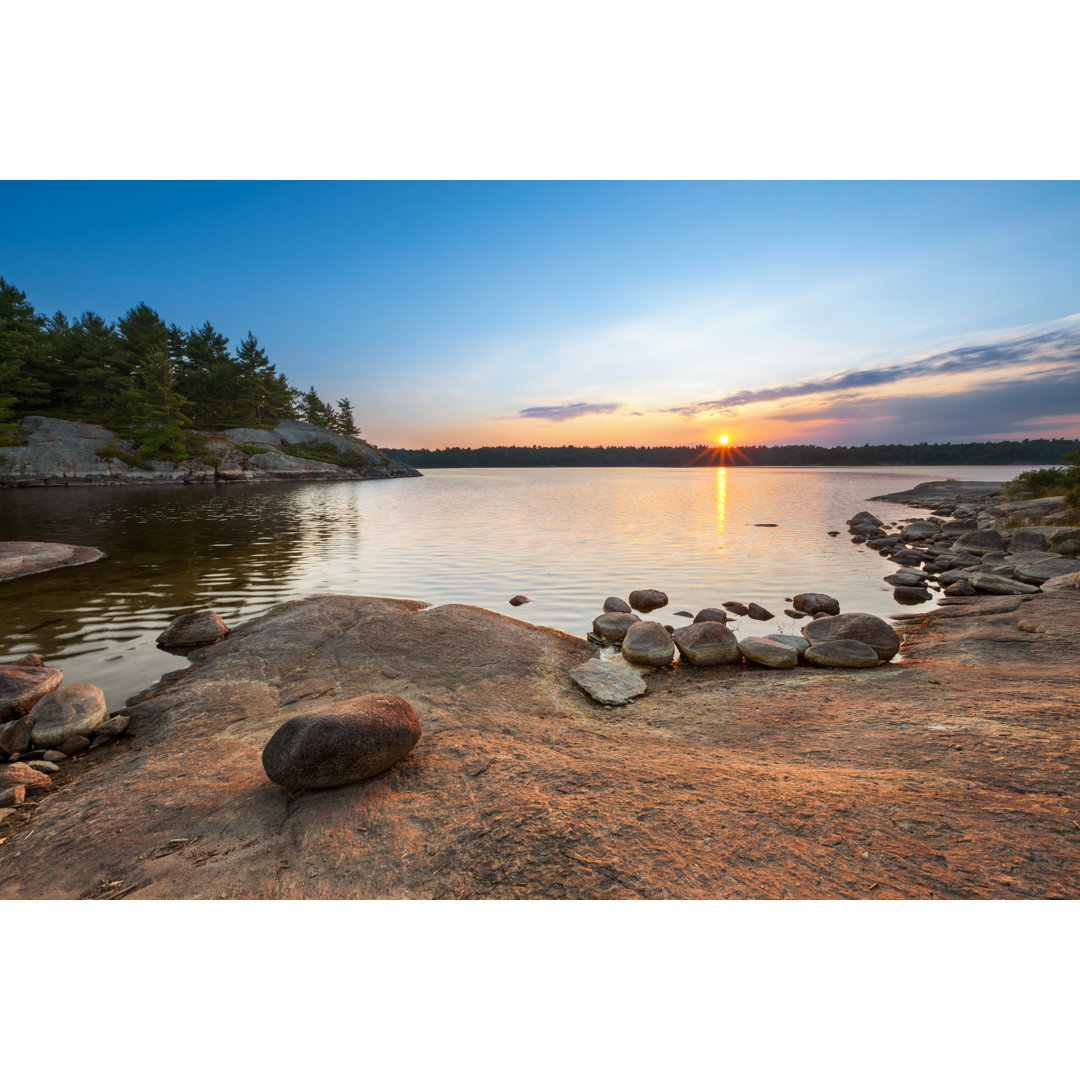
[662,317,1080,420]
[514,402,624,422]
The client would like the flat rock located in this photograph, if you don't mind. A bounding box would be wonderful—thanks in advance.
[783,608,810,619]
[156,610,230,648]
[592,611,639,643]
[0,541,106,582]
[804,639,880,668]
[628,589,668,613]
[792,592,840,616]
[801,612,901,661]
[27,683,108,748]
[672,622,740,666]
[602,597,632,614]
[869,480,1002,507]
[262,693,422,791]
[943,580,977,596]
[1014,557,1080,584]
[738,636,797,668]
[621,621,675,666]
[969,573,1040,595]
[568,659,647,705]
[0,664,64,723]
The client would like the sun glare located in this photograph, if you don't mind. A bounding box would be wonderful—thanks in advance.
[718,434,730,445]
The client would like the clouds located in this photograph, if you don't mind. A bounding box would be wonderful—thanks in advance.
[515,402,623,422]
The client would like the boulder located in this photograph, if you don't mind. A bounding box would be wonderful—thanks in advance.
[889,549,925,567]
[568,659,647,705]
[938,568,972,586]
[765,634,809,659]
[672,622,740,666]
[968,573,1040,595]
[602,597,632,614]
[722,602,749,616]
[27,683,108,749]
[801,612,901,661]
[884,572,926,587]
[847,511,883,528]
[804,640,880,668]
[1010,529,1050,552]
[954,529,1006,554]
[1013,557,1080,585]
[693,608,730,624]
[0,716,33,758]
[944,580,976,596]
[0,541,106,582]
[262,694,421,791]
[621,622,675,667]
[0,761,52,796]
[901,520,939,540]
[592,611,640,643]
[0,664,64,722]
[156,610,230,648]
[628,589,668,613]
[738,636,797,669]
[893,586,932,604]
[747,603,774,621]
[792,592,840,616]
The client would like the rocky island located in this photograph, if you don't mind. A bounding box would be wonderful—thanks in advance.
[0,480,1076,900]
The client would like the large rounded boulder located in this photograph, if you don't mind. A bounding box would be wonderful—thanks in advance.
[672,621,740,666]
[792,592,840,617]
[592,611,640,643]
[262,693,421,791]
[801,612,901,661]
[621,621,675,666]
[27,683,109,748]
[602,596,632,614]
[738,636,798,669]
[628,589,668,613]
[804,640,880,668]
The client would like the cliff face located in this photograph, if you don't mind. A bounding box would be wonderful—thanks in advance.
[0,417,421,487]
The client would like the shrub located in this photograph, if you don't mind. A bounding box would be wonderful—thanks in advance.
[279,439,370,469]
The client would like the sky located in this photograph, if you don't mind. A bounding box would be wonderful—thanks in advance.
[2,180,1079,449]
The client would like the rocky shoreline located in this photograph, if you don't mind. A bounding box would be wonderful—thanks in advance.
[0,416,421,487]
[1,480,1077,899]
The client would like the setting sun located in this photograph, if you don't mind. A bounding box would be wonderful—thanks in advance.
[718,434,730,445]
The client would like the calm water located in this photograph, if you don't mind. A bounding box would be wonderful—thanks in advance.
[0,465,1026,712]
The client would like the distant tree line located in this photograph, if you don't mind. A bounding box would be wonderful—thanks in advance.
[0,277,358,459]
[386,440,1080,469]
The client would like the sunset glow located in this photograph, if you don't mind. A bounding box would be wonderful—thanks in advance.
[718,434,730,445]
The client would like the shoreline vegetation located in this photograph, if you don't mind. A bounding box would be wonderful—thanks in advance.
[1,480,1078,898]
[386,439,1080,470]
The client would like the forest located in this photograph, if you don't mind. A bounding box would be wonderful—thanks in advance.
[0,277,353,460]
[387,439,1080,469]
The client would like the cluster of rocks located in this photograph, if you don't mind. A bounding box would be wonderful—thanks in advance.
[569,587,901,705]
[0,416,421,488]
[0,655,127,819]
[844,500,1080,606]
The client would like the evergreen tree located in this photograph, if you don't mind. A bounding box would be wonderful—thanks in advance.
[179,321,238,426]
[300,385,338,429]
[67,312,123,421]
[124,347,193,459]
[336,396,359,436]
[117,302,168,371]
[0,277,48,422]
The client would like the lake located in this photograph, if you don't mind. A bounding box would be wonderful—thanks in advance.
[0,465,1027,712]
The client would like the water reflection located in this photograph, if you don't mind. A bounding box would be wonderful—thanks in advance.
[715,467,727,549]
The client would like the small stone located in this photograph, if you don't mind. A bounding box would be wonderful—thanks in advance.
[0,785,26,807]
[568,658,647,705]
[0,761,52,795]
[28,760,59,773]
[156,609,230,648]
[28,683,108,749]
[621,621,675,666]
[783,608,810,619]
[95,713,130,738]
[628,589,668,613]
[827,530,840,536]
[0,715,34,757]
[54,734,91,756]
[693,608,729,623]
[508,595,530,607]
[592,611,640,643]
[747,603,774,621]
[792,592,840,616]
[672,610,694,618]
[42,749,67,761]
[754,523,779,527]
[602,597,632,614]
[722,602,749,616]
[893,586,932,604]
[12,654,44,667]
[672,622,741,666]
[944,580,976,596]
[738,636,797,669]
[804,639,881,668]
[889,549,926,566]
[262,694,422,791]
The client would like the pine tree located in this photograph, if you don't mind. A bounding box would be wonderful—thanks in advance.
[125,347,193,460]
[336,396,359,437]
[179,321,238,426]
[0,277,48,423]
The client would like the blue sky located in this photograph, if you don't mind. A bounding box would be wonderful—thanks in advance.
[2,180,1079,447]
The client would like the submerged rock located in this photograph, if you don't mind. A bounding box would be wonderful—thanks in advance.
[621,622,675,666]
[262,693,421,791]
[156,610,230,649]
[672,622,740,666]
[569,659,647,705]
